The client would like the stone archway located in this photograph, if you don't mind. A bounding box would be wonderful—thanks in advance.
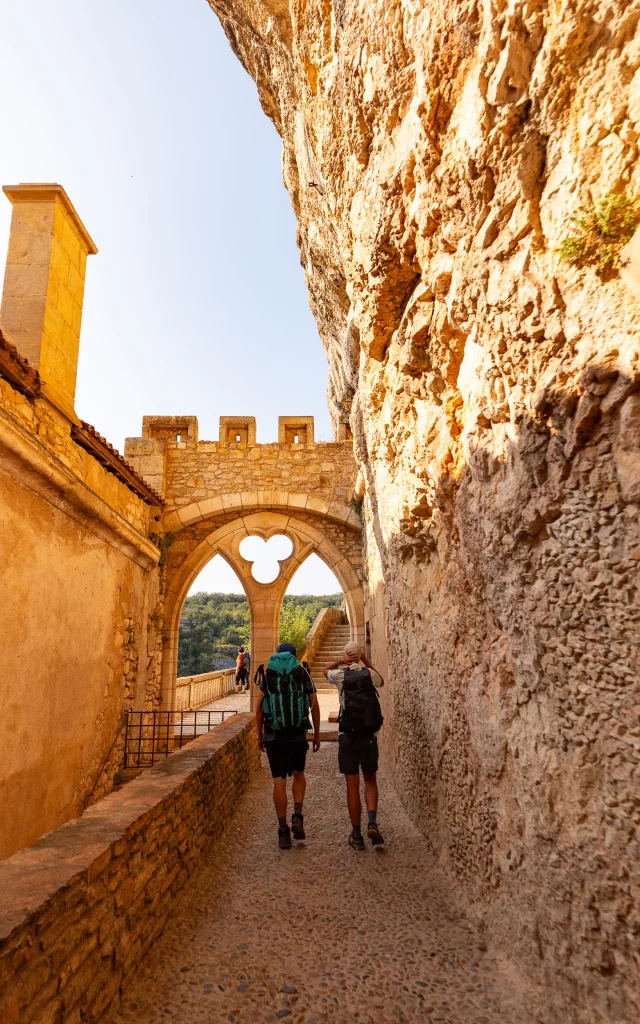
[124,414,363,709]
[163,510,364,710]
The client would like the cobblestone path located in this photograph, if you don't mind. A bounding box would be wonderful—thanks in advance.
[114,746,533,1024]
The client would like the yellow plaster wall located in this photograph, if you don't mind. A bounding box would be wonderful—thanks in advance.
[0,467,158,860]
[0,372,161,859]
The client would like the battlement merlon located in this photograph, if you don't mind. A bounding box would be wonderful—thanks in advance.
[124,415,357,506]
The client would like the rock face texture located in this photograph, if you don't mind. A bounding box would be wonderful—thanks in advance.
[207,2,640,1021]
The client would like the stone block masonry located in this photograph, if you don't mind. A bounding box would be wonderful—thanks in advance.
[0,714,259,1024]
[125,414,357,512]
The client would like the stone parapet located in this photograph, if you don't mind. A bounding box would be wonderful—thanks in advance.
[175,668,236,710]
[164,440,356,514]
[0,714,259,1024]
[124,416,358,515]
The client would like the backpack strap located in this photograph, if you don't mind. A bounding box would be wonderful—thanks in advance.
[254,664,265,687]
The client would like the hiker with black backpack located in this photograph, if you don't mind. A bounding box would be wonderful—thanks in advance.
[255,641,321,850]
[323,640,385,850]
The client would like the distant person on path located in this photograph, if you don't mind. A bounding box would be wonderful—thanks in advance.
[323,641,385,850]
[256,642,321,850]
[235,647,248,693]
[243,649,251,691]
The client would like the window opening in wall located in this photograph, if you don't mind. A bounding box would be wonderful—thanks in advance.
[284,424,308,444]
[179,555,250,677]
[239,534,293,584]
[176,434,182,442]
[281,554,345,658]
[236,433,241,441]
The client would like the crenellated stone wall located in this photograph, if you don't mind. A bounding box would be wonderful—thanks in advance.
[204,3,640,1021]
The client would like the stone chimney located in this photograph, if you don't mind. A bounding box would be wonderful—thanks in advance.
[0,183,97,421]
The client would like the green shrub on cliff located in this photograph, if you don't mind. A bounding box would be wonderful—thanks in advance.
[557,192,638,270]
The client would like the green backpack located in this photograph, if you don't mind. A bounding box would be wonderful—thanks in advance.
[261,652,311,733]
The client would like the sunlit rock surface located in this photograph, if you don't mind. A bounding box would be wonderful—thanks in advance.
[207,2,640,1019]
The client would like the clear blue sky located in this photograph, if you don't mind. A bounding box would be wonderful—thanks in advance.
[0,0,341,595]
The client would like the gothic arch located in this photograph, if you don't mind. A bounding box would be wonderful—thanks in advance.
[162,511,364,709]
[163,491,361,535]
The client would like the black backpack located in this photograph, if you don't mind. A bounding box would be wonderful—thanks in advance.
[339,667,383,734]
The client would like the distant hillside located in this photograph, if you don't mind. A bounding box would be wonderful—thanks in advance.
[178,592,343,677]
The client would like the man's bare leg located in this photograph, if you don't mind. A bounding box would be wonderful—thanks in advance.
[345,774,365,849]
[291,769,306,805]
[291,769,307,839]
[273,776,287,819]
[363,772,378,812]
[345,773,362,824]
[364,772,384,844]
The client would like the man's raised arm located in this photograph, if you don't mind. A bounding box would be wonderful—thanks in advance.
[361,651,384,686]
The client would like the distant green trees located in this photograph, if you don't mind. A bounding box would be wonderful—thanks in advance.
[178,591,342,676]
[178,593,249,676]
[279,599,317,655]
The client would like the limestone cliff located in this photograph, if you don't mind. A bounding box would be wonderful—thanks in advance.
[207,2,640,1019]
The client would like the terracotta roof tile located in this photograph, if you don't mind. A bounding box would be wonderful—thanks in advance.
[72,421,164,507]
[0,327,41,397]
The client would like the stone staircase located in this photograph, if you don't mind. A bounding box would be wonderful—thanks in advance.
[307,621,352,690]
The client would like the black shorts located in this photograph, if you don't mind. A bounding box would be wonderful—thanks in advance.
[338,733,379,776]
[235,668,248,685]
[265,740,309,779]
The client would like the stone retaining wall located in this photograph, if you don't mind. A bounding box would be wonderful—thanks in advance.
[0,714,258,1024]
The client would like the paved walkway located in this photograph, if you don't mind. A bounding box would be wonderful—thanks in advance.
[114,747,533,1024]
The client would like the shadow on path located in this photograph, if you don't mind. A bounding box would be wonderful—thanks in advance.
[114,747,536,1024]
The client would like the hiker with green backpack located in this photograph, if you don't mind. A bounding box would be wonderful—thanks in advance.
[255,641,321,850]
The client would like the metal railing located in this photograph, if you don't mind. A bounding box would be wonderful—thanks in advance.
[174,668,236,711]
[124,708,242,768]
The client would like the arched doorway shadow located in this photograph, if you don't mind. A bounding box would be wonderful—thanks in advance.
[163,511,365,709]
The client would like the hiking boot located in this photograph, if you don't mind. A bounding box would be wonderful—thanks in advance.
[367,822,385,846]
[348,831,365,851]
[291,813,306,840]
[278,826,292,850]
